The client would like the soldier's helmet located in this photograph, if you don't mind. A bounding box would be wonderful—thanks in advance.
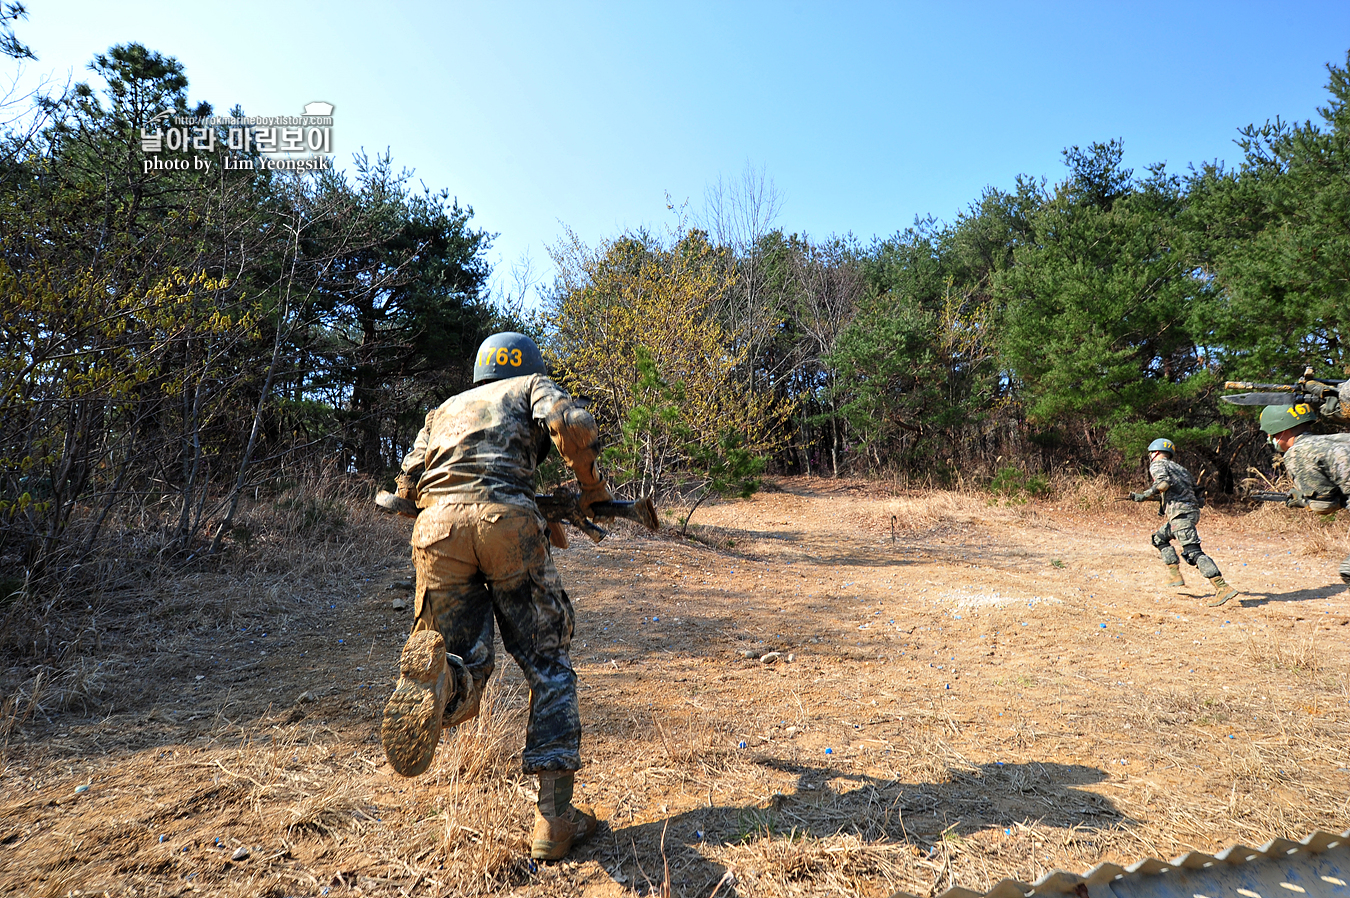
[1259,402,1317,435]
[472,332,547,384]
[1147,438,1176,455]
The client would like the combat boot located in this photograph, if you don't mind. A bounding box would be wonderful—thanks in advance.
[440,656,478,728]
[1164,563,1185,587]
[1207,576,1238,607]
[381,629,452,777]
[531,771,597,861]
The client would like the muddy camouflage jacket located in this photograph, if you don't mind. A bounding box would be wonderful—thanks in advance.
[401,375,571,510]
[1283,433,1350,509]
[1147,457,1202,520]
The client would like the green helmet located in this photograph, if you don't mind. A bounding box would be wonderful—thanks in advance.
[472,332,546,384]
[1147,438,1176,455]
[1259,402,1317,435]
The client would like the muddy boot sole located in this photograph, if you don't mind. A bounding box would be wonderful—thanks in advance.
[381,630,450,777]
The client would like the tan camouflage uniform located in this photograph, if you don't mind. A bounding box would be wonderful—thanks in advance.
[398,374,606,773]
[1281,432,1350,583]
[1140,457,1225,580]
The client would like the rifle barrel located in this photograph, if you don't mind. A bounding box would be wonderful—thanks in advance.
[1223,382,1297,392]
[1223,378,1345,391]
[534,493,660,532]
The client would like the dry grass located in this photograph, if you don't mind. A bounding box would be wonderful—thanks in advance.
[1051,472,1124,512]
[886,490,1000,532]
[4,474,1350,898]
[1242,629,1327,677]
[653,713,737,772]
[715,831,915,898]
[432,678,534,897]
[0,464,407,742]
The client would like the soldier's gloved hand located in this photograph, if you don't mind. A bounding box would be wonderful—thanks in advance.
[578,481,613,518]
[1129,492,1147,502]
[395,472,420,504]
[1285,493,1308,509]
[1301,380,1333,399]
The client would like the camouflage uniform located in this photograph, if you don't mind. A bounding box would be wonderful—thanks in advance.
[1140,457,1225,580]
[1281,432,1350,583]
[398,374,596,773]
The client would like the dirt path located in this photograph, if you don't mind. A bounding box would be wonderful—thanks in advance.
[3,478,1348,897]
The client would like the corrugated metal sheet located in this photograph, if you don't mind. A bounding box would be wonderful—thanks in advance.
[891,830,1350,898]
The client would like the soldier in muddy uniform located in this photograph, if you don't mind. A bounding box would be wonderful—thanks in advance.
[1130,438,1239,607]
[1260,403,1350,584]
[380,332,610,861]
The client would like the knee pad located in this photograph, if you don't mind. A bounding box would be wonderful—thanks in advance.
[1181,545,1204,566]
[1151,532,1171,550]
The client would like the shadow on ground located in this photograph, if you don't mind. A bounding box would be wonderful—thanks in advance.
[1237,583,1348,607]
[582,759,1127,897]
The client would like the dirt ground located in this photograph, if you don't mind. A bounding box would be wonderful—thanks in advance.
[2,476,1348,897]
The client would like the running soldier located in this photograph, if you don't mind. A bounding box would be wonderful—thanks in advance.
[1130,438,1239,607]
[380,331,609,861]
[1259,403,1350,584]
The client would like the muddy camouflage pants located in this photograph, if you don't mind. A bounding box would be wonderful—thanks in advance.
[410,501,580,773]
[1151,510,1221,580]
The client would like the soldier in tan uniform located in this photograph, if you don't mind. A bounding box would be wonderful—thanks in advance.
[380,332,609,861]
[1260,403,1350,584]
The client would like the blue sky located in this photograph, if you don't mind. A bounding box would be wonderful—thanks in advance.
[11,1,1350,303]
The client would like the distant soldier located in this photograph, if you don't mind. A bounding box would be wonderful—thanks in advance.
[1259,403,1350,584]
[380,331,609,861]
[1130,438,1239,607]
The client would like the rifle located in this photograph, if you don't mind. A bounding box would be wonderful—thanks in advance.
[1222,365,1344,407]
[1244,490,1294,503]
[374,488,659,543]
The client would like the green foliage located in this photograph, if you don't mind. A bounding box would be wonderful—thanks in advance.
[1186,50,1350,380]
[8,33,1350,598]
[274,493,348,538]
[0,2,34,61]
[606,347,765,535]
[298,153,495,474]
[997,142,1212,451]
[688,428,765,502]
[988,467,1050,500]
[0,41,499,582]
[547,227,786,497]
